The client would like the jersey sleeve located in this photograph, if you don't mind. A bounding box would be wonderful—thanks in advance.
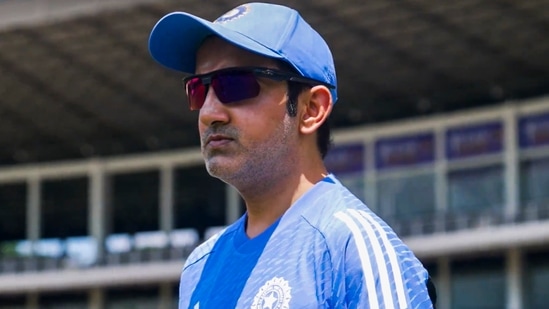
[333,209,434,309]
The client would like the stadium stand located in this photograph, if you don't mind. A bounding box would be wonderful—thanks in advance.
[0,0,548,308]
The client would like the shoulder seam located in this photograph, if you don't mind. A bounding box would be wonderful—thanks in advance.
[299,214,333,266]
[183,251,212,271]
[183,228,236,270]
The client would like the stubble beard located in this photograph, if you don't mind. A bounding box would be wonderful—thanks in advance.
[203,116,298,194]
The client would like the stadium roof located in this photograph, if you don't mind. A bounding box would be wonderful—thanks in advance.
[0,0,547,166]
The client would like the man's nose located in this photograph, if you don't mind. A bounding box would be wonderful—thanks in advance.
[198,86,230,126]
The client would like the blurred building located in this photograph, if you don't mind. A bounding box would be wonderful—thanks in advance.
[0,0,548,308]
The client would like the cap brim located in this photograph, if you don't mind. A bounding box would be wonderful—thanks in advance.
[148,12,283,73]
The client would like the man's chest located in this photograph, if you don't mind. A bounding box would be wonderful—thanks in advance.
[183,234,333,309]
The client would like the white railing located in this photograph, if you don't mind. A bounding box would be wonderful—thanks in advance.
[389,201,549,237]
[2,201,549,275]
[0,228,201,274]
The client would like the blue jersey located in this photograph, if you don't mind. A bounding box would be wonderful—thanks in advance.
[180,175,434,308]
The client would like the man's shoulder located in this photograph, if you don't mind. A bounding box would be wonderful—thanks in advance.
[302,206,392,246]
[300,178,377,234]
[299,179,399,250]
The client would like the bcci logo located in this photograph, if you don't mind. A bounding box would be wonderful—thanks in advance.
[214,4,250,24]
[251,277,292,309]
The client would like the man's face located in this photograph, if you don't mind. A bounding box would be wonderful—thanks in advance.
[194,37,300,190]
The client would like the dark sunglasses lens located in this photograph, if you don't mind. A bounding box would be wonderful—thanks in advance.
[213,71,260,104]
[186,77,206,110]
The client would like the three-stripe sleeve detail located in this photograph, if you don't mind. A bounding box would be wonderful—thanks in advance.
[334,211,380,309]
[335,209,408,308]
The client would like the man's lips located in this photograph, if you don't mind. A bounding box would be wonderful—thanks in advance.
[204,134,234,147]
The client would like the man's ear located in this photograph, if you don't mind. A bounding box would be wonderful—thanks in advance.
[300,86,333,135]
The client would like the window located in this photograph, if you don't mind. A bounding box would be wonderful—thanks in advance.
[448,165,504,214]
[374,132,436,224]
[39,291,88,309]
[173,283,179,308]
[42,177,88,238]
[0,183,26,242]
[0,294,25,308]
[525,250,549,309]
[450,257,505,309]
[112,170,159,233]
[174,165,226,238]
[377,172,436,220]
[106,285,160,309]
[520,158,549,205]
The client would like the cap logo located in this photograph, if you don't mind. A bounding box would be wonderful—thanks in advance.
[214,4,249,24]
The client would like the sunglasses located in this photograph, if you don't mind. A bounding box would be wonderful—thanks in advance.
[183,66,334,110]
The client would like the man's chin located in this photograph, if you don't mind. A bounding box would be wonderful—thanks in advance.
[204,157,235,179]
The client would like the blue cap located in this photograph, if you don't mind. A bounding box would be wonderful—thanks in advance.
[148,2,338,103]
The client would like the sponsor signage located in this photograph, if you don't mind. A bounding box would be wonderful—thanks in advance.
[446,122,503,159]
[324,143,365,174]
[375,133,434,169]
[519,112,549,148]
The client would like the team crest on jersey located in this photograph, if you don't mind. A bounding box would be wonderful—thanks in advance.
[251,277,291,309]
[214,4,249,24]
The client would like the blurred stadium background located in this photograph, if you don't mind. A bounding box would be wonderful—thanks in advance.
[0,0,548,308]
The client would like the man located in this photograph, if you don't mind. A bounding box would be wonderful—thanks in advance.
[149,2,435,308]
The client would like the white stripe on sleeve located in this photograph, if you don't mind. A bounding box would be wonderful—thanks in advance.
[336,210,396,308]
[349,209,408,308]
[334,211,381,309]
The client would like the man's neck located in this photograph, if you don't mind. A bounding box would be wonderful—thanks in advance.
[241,171,327,238]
